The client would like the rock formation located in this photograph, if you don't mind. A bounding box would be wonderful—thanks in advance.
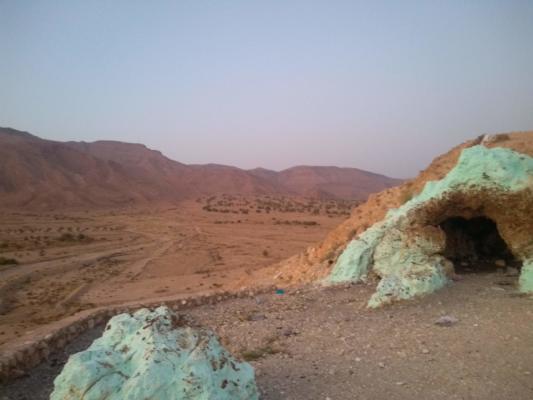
[326,145,533,307]
[51,306,258,400]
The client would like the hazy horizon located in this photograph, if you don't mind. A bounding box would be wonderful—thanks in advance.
[2,1,533,178]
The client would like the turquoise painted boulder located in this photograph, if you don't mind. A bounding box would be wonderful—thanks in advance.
[51,306,259,400]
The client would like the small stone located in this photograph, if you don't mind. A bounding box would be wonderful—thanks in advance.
[435,315,458,327]
[378,362,385,368]
[421,348,430,354]
[495,259,506,267]
[248,313,266,321]
[282,328,296,337]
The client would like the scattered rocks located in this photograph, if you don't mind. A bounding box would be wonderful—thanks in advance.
[435,315,458,327]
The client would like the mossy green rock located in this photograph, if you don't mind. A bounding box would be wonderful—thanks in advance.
[51,306,258,400]
[326,145,533,307]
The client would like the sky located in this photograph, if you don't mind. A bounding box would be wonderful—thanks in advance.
[1,1,533,178]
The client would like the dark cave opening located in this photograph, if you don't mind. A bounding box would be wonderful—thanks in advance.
[439,216,521,274]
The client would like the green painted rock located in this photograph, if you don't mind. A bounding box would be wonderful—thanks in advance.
[51,306,259,400]
[326,145,533,307]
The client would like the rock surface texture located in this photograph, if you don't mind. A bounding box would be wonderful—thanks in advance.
[327,145,533,307]
[51,306,258,400]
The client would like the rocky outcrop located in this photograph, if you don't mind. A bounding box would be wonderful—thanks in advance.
[51,306,258,400]
[326,145,533,307]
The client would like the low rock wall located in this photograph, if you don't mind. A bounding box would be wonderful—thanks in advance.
[0,285,277,383]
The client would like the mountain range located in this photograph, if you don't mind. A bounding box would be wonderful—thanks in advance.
[0,127,402,210]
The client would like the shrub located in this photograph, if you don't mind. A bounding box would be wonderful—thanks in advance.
[58,233,75,241]
[0,257,18,265]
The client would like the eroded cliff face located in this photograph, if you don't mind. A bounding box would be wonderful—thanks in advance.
[275,132,533,304]
[326,145,533,306]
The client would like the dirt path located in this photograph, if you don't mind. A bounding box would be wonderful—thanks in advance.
[3,272,532,399]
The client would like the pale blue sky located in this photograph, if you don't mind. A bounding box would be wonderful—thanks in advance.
[1,1,533,177]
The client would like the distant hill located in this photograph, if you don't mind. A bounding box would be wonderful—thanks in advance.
[250,165,402,200]
[0,127,401,210]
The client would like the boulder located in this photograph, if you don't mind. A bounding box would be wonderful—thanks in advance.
[51,306,258,400]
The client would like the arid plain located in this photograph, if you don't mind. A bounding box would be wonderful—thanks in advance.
[0,195,355,347]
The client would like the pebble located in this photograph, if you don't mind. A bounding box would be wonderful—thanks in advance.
[435,315,458,327]
[249,313,267,321]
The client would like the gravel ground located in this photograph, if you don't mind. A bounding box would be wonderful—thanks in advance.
[2,272,533,400]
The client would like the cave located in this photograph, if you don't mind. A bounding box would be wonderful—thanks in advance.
[439,216,520,274]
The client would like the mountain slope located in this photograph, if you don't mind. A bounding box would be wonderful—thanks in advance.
[277,166,402,199]
[0,128,147,209]
[0,127,401,210]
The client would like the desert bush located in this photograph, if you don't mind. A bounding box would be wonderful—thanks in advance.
[58,232,91,242]
[58,233,75,241]
[0,256,18,265]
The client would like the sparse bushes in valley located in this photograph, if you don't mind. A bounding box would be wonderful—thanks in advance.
[58,232,92,242]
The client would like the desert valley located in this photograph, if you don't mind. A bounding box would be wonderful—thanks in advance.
[1,129,533,400]
[2,2,533,398]
[0,127,397,346]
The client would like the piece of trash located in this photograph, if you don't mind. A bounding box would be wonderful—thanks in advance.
[275,288,285,295]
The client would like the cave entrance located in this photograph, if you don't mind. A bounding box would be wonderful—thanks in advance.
[439,216,521,274]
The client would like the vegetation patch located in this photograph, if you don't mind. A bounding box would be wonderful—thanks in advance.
[0,256,18,265]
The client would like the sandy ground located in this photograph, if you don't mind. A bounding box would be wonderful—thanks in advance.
[2,271,532,399]
[0,196,354,347]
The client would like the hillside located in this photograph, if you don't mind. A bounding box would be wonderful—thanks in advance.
[251,165,402,199]
[0,127,400,210]
[273,131,533,285]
